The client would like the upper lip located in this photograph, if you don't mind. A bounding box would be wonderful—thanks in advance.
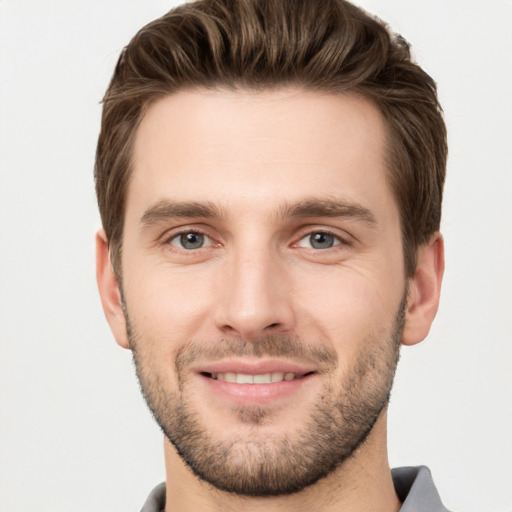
[196,358,316,377]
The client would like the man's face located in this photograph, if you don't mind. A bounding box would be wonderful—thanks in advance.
[118,88,408,495]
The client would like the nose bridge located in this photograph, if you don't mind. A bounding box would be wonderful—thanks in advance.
[215,237,294,338]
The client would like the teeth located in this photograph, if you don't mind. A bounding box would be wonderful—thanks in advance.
[236,373,254,384]
[254,373,272,383]
[212,372,297,384]
[224,372,236,383]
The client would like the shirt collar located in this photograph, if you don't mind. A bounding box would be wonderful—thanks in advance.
[393,466,451,512]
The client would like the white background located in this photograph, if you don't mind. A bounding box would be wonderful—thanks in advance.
[0,1,511,511]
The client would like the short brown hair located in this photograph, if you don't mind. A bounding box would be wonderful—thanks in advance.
[95,0,447,277]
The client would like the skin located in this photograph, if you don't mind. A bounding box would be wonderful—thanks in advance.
[97,88,444,512]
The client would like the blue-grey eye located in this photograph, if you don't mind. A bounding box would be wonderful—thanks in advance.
[171,232,207,250]
[309,232,335,249]
[296,232,341,249]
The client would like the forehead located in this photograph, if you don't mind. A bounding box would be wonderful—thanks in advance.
[128,87,394,221]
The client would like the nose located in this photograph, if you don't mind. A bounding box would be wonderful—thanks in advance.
[214,246,296,340]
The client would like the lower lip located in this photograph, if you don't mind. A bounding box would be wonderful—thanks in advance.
[199,373,316,406]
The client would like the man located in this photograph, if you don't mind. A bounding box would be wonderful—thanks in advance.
[94,0,448,510]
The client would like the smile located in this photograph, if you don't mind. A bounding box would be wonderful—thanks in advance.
[197,364,318,405]
[209,372,298,384]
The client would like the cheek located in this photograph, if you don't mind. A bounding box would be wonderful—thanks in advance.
[123,260,217,342]
[291,264,402,352]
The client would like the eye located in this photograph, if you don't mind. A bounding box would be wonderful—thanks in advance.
[169,232,211,250]
[297,232,342,250]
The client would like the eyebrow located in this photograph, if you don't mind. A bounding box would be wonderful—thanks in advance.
[139,197,377,228]
[140,200,222,228]
[282,198,377,225]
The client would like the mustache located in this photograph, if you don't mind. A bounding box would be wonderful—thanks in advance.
[174,335,338,373]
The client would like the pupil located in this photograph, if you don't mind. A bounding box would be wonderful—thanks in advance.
[311,233,334,249]
[181,232,204,249]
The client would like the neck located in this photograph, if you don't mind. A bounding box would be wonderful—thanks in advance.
[162,411,400,512]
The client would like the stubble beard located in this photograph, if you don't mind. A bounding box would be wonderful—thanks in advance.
[126,297,405,497]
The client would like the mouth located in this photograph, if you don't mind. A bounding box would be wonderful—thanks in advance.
[203,371,313,384]
[196,361,318,405]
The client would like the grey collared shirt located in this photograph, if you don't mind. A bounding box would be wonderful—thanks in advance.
[392,466,451,512]
[140,466,451,512]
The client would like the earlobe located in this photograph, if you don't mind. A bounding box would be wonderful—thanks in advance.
[96,229,130,349]
[402,233,445,346]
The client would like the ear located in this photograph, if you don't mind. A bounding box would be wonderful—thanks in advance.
[96,229,130,349]
[402,233,445,346]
